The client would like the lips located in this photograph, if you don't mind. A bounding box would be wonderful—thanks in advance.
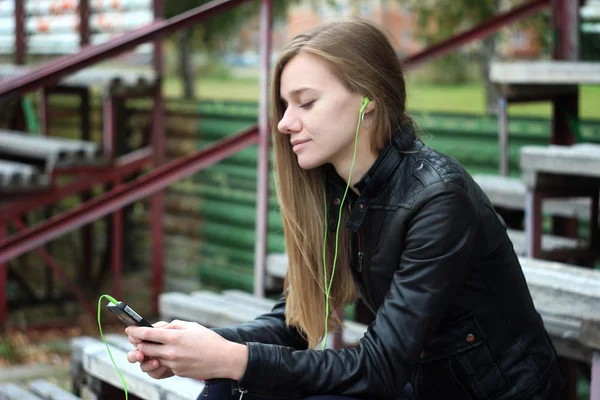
[291,139,310,146]
[291,139,310,152]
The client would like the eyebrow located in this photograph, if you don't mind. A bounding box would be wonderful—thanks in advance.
[280,87,315,102]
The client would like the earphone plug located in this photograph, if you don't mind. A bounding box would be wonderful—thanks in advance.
[360,97,371,121]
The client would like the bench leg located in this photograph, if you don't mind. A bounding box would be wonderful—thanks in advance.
[498,96,509,177]
[86,374,144,400]
[592,352,600,400]
[558,357,578,400]
[0,223,7,331]
[525,189,543,259]
[590,190,600,266]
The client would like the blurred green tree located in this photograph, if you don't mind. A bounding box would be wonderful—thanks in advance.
[407,0,549,114]
[165,0,298,98]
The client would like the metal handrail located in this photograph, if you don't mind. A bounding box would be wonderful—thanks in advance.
[0,0,251,97]
[403,0,551,69]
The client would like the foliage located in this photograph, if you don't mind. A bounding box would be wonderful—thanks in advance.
[164,0,299,52]
[0,336,23,365]
[406,0,549,77]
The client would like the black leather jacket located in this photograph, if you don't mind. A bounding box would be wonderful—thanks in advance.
[214,127,563,399]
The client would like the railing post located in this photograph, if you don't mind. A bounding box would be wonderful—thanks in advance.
[79,0,90,47]
[151,0,166,314]
[15,0,25,65]
[550,0,579,146]
[254,0,272,298]
[0,223,6,331]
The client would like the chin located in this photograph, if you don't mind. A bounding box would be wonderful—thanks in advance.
[296,155,326,170]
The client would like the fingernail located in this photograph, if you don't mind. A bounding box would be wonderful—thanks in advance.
[125,327,130,334]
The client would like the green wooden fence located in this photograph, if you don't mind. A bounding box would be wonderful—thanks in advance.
[127,99,600,292]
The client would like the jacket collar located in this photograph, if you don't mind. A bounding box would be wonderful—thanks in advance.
[326,122,418,232]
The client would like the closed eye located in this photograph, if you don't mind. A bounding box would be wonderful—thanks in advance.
[300,100,315,109]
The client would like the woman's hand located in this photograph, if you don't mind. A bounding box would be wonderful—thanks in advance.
[125,319,248,381]
[127,321,174,380]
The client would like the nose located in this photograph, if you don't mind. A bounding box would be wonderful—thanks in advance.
[278,109,301,135]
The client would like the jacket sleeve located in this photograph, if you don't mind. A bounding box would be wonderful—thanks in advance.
[212,294,308,350]
[236,182,479,399]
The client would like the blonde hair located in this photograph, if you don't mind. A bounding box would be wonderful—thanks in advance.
[271,19,415,348]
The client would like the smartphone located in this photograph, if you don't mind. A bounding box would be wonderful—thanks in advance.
[107,301,154,328]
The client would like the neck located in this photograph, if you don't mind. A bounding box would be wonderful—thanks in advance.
[331,146,377,195]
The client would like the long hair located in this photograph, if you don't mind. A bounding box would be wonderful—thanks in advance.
[271,19,414,348]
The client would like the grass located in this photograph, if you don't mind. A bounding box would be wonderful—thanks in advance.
[163,76,600,120]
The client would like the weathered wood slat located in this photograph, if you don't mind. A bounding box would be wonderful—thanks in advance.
[264,253,600,361]
[490,61,600,84]
[159,290,366,347]
[520,143,600,181]
[71,336,204,400]
[473,174,591,218]
[507,229,584,255]
[27,380,80,400]
[0,383,44,400]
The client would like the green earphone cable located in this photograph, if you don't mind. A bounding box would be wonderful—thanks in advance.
[98,294,130,400]
[322,98,370,350]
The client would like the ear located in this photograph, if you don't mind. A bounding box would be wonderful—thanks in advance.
[361,99,376,119]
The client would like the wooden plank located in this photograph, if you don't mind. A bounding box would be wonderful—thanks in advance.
[28,380,80,400]
[80,340,204,400]
[267,253,287,280]
[520,144,600,181]
[490,61,600,84]
[159,291,367,347]
[0,364,68,383]
[0,383,43,400]
[0,129,107,171]
[159,292,261,328]
[268,228,588,280]
[221,289,278,311]
[264,254,600,356]
[520,257,600,332]
[0,160,50,190]
[473,174,591,218]
[507,229,583,256]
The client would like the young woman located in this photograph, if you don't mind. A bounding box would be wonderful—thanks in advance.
[126,20,563,400]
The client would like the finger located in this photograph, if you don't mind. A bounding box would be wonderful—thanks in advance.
[148,365,169,380]
[153,321,169,328]
[165,319,189,330]
[128,335,143,345]
[127,350,145,363]
[140,359,161,373]
[127,350,139,364]
[137,341,170,359]
[165,319,202,330]
[127,326,170,344]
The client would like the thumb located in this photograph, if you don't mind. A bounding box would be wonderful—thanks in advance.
[166,319,192,330]
[152,321,169,328]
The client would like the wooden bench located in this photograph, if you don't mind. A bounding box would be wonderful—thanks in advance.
[160,255,600,365]
[473,174,592,219]
[159,289,367,347]
[0,380,80,400]
[70,334,205,400]
[75,255,599,399]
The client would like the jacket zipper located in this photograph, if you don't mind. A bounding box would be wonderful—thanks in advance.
[357,230,364,273]
[236,387,248,399]
[234,383,298,399]
[357,229,378,310]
